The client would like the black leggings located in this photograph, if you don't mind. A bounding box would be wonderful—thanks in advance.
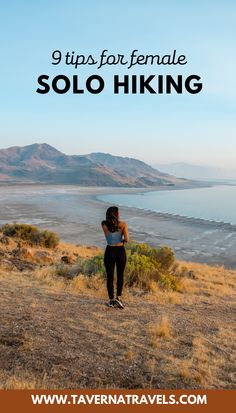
[104,245,127,299]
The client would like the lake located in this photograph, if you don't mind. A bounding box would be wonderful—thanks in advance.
[1,185,236,266]
[97,185,236,225]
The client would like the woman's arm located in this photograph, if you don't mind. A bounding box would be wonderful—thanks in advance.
[122,222,129,243]
[101,222,109,236]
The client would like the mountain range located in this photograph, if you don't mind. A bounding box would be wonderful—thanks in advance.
[153,162,236,181]
[0,143,186,187]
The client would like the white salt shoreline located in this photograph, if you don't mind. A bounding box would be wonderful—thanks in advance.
[1,184,236,268]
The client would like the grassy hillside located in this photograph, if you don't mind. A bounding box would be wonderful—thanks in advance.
[0,225,235,389]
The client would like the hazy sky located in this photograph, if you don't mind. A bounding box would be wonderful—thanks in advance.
[0,0,235,168]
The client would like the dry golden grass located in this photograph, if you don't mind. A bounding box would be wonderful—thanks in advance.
[123,350,135,361]
[59,242,101,259]
[0,368,53,390]
[0,241,236,389]
[146,289,183,305]
[148,316,172,345]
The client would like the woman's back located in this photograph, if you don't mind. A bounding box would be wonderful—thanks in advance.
[101,204,129,248]
[105,228,123,245]
[101,206,129,308]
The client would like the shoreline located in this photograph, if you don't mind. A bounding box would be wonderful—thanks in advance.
[1,184,236,268]
[93,189,236,231]
[86,188,236,268]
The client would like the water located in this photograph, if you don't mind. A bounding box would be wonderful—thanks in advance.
[1,184,236,266]
[97,185,236,225]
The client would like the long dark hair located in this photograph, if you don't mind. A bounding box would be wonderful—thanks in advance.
[102,206,119,232]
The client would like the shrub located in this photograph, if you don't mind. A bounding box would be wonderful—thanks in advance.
[126,240,157,259]
[41,230,59,248]
[125,252,158,290]
[83,255,105,276]
[81,241,181,292]
[126,241,175,271]
[155,246,175,270]
[1,223,59,248]
[159,274,180,291]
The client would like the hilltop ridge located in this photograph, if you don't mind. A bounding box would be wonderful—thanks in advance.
[0,225,235,389]
[0,143,186,187]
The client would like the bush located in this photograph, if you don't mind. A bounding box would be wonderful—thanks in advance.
[155,246,175,270]
[125,252,158,290]
[83,255,105,276]
[159,274,180,291]
[127,240,157,258]
[1,223,59,248]
[126,241,175,270]
[41,230,60,248]
[81,241,181,292]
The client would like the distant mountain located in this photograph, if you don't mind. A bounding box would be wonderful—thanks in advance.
[0,143,187,187]
[153,162,236,181]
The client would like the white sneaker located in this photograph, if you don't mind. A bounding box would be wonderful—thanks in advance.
[115,297,124,309]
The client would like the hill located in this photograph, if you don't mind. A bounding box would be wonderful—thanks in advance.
[0,143,186,186]
[0,226,235,389]
[153,162,236,181]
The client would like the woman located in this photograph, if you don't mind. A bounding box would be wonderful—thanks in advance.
[101,206,129,308]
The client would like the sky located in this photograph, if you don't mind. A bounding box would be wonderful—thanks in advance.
[0,0,235,168]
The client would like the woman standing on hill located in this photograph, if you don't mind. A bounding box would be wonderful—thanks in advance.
[101,206,129,308]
